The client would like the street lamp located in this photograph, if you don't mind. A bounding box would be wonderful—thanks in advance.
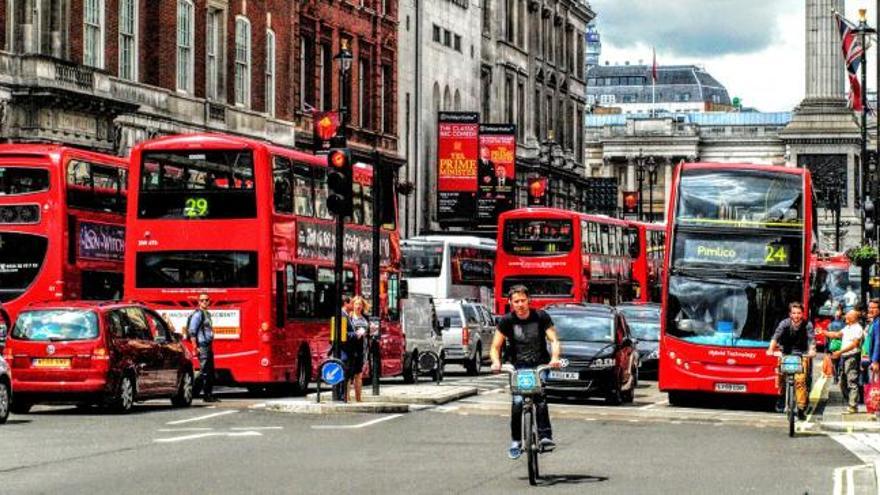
[856,8,876,304]
[335,38,353,132]
[635,150,646,221]
[646,157,657,222]
[538,130,563,206]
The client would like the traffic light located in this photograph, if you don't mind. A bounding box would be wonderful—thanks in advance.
[326,148,352,217]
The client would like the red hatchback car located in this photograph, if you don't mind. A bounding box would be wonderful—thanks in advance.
[3,301,194,413]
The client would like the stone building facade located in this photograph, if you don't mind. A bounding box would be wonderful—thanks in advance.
[0,0,400,172]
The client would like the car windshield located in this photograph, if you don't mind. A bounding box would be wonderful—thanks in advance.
[628,321,660,341]
[618,305,660,321]
[549,312,613,343]
[437,310,462,328]
[12,310,99,341]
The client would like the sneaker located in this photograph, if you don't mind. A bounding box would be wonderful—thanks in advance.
[774,397,785,414]
[508,441,522,460]
[203,396,220,403]
[539,437,556,452]
[797,409,807,421]
[846,406,858,414]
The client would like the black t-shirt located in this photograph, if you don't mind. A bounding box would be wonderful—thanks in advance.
[498,309,554,366]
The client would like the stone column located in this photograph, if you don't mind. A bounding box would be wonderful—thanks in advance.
[804,0,846,103]
[626,159,636,191]
[664,160,674,217]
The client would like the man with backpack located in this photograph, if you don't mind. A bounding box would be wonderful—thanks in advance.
[188,293,218,403]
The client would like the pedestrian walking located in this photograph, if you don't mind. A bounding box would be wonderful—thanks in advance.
[824,310,863,414]
[188,293,218,403]
[345,295,370,402]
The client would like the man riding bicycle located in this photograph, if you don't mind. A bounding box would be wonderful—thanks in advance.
[491,285,562,460]
[765,302,816,419]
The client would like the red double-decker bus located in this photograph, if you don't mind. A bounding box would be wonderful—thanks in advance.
[124,133,404,393]
[628,221,666,303]
[810,252,853,349]
[495,207,633,313]
[0,144,127,331]
[659,162,816,403]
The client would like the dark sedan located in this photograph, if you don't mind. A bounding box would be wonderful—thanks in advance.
[618,303,661,378]
[543,303,638,405]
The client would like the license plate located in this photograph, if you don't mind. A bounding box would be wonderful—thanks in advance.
[549,370,579,381]
[33,358,71,369]
[714,382,747,393]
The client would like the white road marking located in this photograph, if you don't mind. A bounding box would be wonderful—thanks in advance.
[154,431,262,443]
[229,426,283,431]
[311,414,404,430]
[640,399,669,410]
[166,410,238,425]
[157,428,213,432]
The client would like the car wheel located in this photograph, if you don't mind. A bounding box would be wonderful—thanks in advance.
[0,381,9,423]
[171,370,194,407]
[402,350,417,384]
[108,374,135,413]
[465,345,481,376]
[606,379,623,406]
[435,353,445,383]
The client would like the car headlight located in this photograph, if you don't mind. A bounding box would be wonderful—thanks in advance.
[590,358,615,368]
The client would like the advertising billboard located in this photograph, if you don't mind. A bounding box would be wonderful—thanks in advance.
[477,124,516,226]
[437,112,479,225]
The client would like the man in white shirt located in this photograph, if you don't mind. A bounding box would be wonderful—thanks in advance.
[824,310,864,413]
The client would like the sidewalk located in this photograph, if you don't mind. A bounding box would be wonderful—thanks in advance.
[263,384,478,415]
[815,374,880,433]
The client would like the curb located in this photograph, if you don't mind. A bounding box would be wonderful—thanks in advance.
[356,386,479,405]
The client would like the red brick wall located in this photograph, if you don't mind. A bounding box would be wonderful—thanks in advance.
[69,0,83,65]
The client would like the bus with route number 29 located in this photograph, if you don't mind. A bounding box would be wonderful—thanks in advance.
[659,162,816,404]
[0,144,128,340]
[124,133,404,394]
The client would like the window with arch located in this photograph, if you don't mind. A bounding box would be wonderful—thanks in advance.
[234,16,252,107]
[176,0,195,93]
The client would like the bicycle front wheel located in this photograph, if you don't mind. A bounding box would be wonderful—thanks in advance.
[524,409,538,486]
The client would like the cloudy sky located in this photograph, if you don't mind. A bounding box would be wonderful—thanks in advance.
[590,0,877,112]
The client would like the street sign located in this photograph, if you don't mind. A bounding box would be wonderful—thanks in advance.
[321,360,345,386]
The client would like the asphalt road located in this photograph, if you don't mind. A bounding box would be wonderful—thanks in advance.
[0,374,869,495]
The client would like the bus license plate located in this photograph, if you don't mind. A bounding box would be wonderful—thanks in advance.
[714,383,747,393]
[549,371,579,381]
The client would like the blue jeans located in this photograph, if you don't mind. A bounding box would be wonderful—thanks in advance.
[194,343,215,398]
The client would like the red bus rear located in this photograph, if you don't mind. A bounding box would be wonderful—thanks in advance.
[495,207,632,313]
[124,133,403,391]
[659,162,815,402]
[628,221,666,303]
[0,144,127,328]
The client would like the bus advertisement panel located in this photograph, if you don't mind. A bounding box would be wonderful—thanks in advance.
[659,163,814,402]
[437,112,479,225]
[0,145,127,335]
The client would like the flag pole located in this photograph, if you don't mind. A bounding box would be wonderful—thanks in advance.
[651,47,657,117]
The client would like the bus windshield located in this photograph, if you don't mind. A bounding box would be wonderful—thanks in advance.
[503,219,573,255]
[0,167,49,195]
[138,150,256,219]
[665,276,801,348]
[676,170,802,228]
[401,241,443,278]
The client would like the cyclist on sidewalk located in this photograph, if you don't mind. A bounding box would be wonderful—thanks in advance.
[490,284,562,460]
[766,302,816,419]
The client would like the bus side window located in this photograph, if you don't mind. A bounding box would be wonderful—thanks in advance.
[352,181,364,225]
[293,164,314,217]
[272,156,294,214]
[285,264,296,320]
[313,168,332,220]
[294,265,317,318]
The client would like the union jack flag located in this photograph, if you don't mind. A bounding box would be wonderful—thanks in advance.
[835,12,867,112]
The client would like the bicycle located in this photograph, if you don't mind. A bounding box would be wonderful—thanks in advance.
[777,352,805,438]
[501,359,567,486]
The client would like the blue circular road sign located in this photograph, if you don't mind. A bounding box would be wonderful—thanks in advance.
[321,361,345,386]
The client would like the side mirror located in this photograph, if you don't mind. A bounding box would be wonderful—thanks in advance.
[442,317,451,329]
[399,280,409,299]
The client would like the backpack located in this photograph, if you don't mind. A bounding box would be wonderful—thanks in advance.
[186,309,206,340]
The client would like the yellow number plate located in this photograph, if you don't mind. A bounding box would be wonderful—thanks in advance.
[33,358,71,368]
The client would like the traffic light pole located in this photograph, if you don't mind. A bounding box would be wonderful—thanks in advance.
[371,150,382,396]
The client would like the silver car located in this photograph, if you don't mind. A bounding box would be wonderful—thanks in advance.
[0,355,10,424]
[401,293,444,383]
[436,299,496,375]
